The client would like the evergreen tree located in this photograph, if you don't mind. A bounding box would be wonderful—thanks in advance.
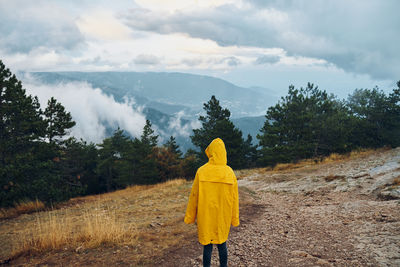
[123,120,159,185]
[191,95,247,169]
[0,60,80,206]
[97,128,131,191]
[151,135,183,181]
[257,83,351,165]
[60,138,98,195]
[44,97,75,143]
[153,146,182,181]
[180,149,202,179]
[347,84,400,148]
[386,81,400,147]
[243,134,258,168]
[164,136,182,158]
[0,61,46,206]
[141,119,158,147]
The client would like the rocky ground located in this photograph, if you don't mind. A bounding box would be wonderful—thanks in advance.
[160,148,400,266]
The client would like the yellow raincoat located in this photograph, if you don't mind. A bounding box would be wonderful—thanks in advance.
[184,138,239,245]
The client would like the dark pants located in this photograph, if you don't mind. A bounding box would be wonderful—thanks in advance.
[203,242,227,267]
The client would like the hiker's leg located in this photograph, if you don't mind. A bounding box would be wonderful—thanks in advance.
[203,243,213,267]
[217,242,228,267]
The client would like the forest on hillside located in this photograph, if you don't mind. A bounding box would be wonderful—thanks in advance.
[1,60,400,208]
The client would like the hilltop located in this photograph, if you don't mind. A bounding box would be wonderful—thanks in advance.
[1,148,399,266]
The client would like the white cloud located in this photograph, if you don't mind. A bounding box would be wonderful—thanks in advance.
[135,0,241,12]
[133,54,161,65]
[255,55,280,65]
[21,76,146,143]
[76,10,133,41]
[1,0,397,99]
[0,0,84,53]
[123,0,400,80]
[2,47,73,72]
[168,111,201,137]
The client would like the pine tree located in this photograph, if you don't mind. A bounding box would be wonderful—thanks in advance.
[386,81,400,147]
[243,134,258,168]
[0,60,80,206]
[0,60,46,206]
[44,97,75,143]
[180,149,202,179]
[257,83,351,166]
[97,128,130,191]
[124,120,159,185]
[153,146,182,181]
[347,84,400,148]
[164,136,182,158]
[141,119,158,147]
[191,95,247,169]
[61,138,98,195]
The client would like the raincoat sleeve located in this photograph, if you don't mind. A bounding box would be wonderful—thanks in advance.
[231,177,240,227]
[184,172,199,224]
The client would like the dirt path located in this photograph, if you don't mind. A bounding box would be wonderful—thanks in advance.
[159,148,400,266]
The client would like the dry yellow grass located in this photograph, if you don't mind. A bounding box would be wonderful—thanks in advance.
[270,148,383,173]
[322,148,379,163]
[17,207,138,255]
[232,149,380,181]
[235,168,268,180]
[3,178,196,263]
[0,199,45,219]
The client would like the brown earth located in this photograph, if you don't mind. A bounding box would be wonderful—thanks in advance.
[163,190,399,267]
[1,148,400,266]
[159,148,400,267]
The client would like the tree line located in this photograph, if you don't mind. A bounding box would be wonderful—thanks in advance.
[258,82,400,165]
[1,60,399,207]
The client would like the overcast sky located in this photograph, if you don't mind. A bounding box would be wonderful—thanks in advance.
[1,0,399,98]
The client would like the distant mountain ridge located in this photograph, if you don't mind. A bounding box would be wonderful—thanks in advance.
[30,71,274,151]
[32,71,277,118]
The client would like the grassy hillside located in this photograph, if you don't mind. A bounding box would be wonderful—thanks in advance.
[1,180,197,265]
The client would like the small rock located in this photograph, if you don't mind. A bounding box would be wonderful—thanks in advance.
[291,250,310,257]
[196,255,202,262]
[289,258,304,263]
[342,219,351,225]
[379,188,400,200]
[75,246,83,253]
[316,258,331,265]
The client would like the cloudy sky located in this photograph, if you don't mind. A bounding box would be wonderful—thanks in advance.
[1,0,399,98]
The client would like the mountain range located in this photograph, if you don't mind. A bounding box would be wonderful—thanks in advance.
[30,71,277,151]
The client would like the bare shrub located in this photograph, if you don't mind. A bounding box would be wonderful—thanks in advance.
[13,207,138,256]
[0,199,45,219]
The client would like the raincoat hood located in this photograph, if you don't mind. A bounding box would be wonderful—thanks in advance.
[202,138,233,184]
[205,138,227,166]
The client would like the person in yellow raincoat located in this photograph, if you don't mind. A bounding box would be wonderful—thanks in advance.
[184,138,239,267]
